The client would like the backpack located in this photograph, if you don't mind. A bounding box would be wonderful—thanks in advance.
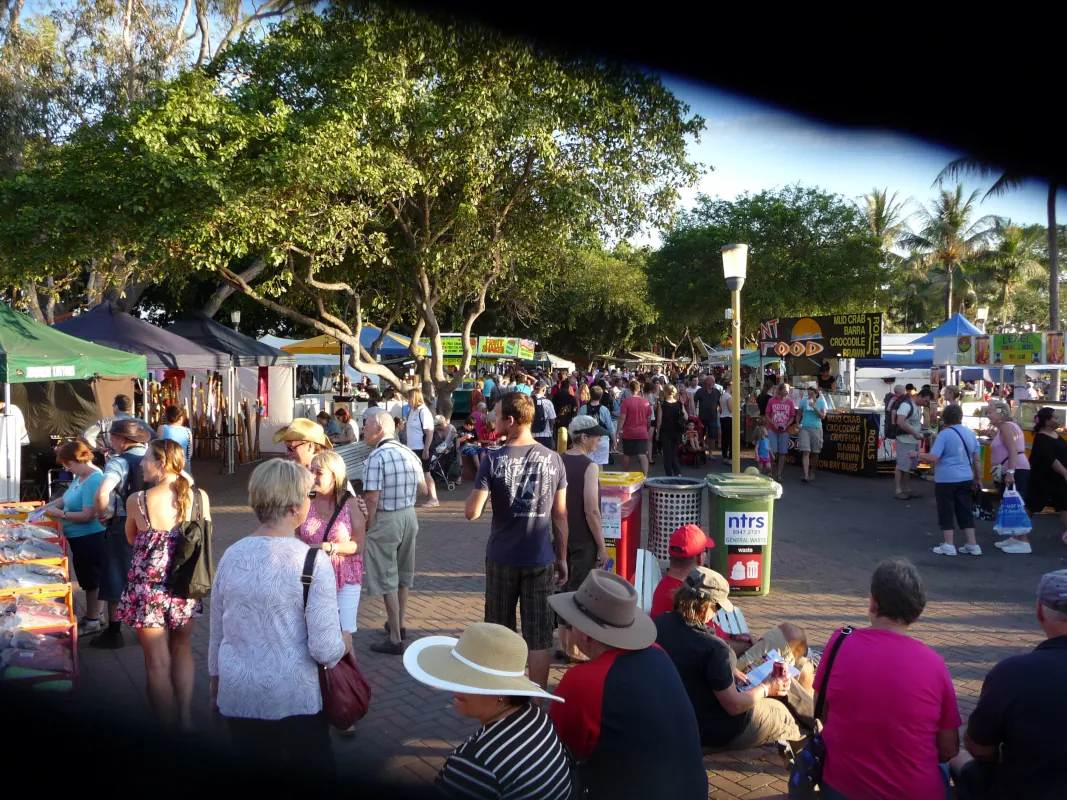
[533,397,548,434]
[884,396,913,440]
[117,450,145,511]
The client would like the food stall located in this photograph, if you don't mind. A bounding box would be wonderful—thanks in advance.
[759,312,891,476]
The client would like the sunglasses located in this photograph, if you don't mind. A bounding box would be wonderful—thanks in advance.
[285,441,310,452]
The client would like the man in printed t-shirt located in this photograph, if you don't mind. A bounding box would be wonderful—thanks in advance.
[466,392,569,690]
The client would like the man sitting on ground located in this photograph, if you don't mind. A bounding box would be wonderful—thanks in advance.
[549,570,708,798]
[655,567,805,756]
[953,569,1067,799]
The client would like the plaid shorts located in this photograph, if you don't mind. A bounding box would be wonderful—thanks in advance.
[484,559,556,651]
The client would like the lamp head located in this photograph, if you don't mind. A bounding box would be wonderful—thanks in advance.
[975,306,989,323]
[230,309,242,326]
[721,244,749,291]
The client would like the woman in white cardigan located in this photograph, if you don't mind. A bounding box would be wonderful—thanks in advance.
[209,459,346,770]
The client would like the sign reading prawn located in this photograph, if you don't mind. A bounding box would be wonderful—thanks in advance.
[759,313,883,359]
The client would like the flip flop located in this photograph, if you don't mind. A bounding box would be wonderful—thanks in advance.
[894,492,910,500]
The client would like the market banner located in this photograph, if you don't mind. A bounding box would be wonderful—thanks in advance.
[1048,333,1065,365]
[478,336,519,358]
[957,333,1045,366]
[518,339,537,360]
[759,313,882,359]
[418,335,476,358]
[993,333,1044,365]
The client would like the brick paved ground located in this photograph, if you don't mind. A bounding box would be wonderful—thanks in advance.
[73,450,1065,798]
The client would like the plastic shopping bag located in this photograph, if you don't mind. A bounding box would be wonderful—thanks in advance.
[994,488,1032,536]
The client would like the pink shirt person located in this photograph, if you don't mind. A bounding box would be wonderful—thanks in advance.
[619,395,652,439]
[765,396,796,432]
[815,626,961,800]
[299,501,364,591]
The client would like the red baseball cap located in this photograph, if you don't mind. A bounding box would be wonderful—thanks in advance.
[668,524,713,558]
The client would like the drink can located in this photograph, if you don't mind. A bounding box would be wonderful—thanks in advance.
[772,661,787,678]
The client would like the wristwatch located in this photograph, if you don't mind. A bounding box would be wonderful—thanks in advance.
[1005,469,1016,475]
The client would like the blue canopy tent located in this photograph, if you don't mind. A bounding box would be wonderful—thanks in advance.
[909,313,982,345]
[855,351,933,369]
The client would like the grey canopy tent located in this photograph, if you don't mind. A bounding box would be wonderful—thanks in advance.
[53,302,230,371]
[164,314,296,367]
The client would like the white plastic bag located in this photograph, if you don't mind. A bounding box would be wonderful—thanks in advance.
[994,488,1032,536]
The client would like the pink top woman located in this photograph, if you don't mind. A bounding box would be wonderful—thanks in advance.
[298,502,363,591]
[989,420,1030,473]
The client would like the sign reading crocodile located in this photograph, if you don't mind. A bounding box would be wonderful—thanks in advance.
[759,313,882,359]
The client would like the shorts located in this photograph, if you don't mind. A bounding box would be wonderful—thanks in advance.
[564,540,598,594]
[798,426,823,454]
[67,531,106,593]
[895,443,917,472]
[768,430,791,455]
[484,559,556,651]
[337,583,362,633]
[700,418,719,437]
[99,516,134,604]
[756,456,772,465]
[935,480,973,531]
[362,507,419,596]
[622,438,648,457]
[420,454,432,473]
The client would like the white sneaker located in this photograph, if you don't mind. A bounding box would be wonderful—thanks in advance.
[1000,540,1032,554]
[959,544,982,556]
[932,543,957,556]
[994,538,1010,548]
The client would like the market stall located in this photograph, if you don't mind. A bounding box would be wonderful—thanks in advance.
[52,303,236,464]
[1,304,147,502]
[759,312,889,476]
[165,315,297,456]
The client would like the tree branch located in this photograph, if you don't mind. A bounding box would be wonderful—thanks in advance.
[201,255,267,318]
[370,270,404,359]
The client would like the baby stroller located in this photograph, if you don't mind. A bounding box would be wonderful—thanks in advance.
[678,417,707,468]
[428,445,461,491]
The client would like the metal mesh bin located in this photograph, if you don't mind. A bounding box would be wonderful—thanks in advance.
[645,477,705,561]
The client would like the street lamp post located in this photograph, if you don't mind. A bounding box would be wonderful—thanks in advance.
[230,309,241,334]
[975,306,989,333]
[721,244,748,475]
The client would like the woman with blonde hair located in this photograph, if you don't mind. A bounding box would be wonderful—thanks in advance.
[117,439,210,726]
[406,387,439,507]
[578,382,591,406]
[986,400,1032,552]
[210,459,345,767]
[299,451,365,652]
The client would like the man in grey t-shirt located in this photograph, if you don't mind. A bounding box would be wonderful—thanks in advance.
[894,387,933,500]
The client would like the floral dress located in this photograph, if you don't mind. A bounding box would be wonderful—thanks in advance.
[298,501,364,592]
[115,492,202,629]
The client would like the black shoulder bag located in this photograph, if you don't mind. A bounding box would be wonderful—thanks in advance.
[166,490,214,600]
[788,626,853,799]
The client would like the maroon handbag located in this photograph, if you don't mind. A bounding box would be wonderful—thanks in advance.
[301,540,372,729]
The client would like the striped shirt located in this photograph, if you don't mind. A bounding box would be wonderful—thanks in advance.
[435,703,573,799]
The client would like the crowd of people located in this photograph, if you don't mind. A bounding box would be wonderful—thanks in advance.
[42,364,1067,799]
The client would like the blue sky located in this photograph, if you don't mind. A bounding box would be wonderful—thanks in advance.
[651,75,1065,244]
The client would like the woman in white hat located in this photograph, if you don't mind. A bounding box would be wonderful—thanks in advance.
[404,622,573,799]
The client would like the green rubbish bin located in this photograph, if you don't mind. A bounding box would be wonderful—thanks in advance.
[705,474,783,597]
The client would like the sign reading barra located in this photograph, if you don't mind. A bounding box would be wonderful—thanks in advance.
[759,313,882,359]
[786,413,879,477]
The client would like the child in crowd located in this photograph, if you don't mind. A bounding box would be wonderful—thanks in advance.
[753,425,772,475]
[682,420,701,453]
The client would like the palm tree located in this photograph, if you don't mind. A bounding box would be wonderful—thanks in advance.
[937,157,1060,330]
[899,185,997,320]
[861,187,909,253]
[977,221,1046,323]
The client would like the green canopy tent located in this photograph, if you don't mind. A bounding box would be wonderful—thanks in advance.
[2,304,147,501]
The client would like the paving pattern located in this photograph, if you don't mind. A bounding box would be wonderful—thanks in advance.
[74,450,1065,798]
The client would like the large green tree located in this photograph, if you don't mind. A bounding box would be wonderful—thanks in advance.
[1,4,703,412]
[976,221,1046,324]
[647,185,884,344]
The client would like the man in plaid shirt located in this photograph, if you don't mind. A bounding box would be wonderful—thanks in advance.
[363,411,427,655]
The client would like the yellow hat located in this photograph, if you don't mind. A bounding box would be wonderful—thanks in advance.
[271,417,332,449]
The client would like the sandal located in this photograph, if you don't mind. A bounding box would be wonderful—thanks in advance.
[894,492,910,500]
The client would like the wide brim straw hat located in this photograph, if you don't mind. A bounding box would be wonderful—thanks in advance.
[548,570,657,651]
[403,622,560,701]
[271,417,332,448]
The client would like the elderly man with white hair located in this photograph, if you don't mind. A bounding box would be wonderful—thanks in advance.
[362,411,427,655]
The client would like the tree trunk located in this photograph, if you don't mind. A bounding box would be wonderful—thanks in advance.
[944,263,954,321]
[1048,184,1061,401]
[201,256,267,318]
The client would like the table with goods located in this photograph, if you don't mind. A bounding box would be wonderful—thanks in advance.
[0,503,78,692]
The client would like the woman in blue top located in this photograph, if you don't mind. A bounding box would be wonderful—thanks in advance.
[38,440,108,635]
[795,385,828,483]
[157,405,192,467]
[914,404,982,557]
